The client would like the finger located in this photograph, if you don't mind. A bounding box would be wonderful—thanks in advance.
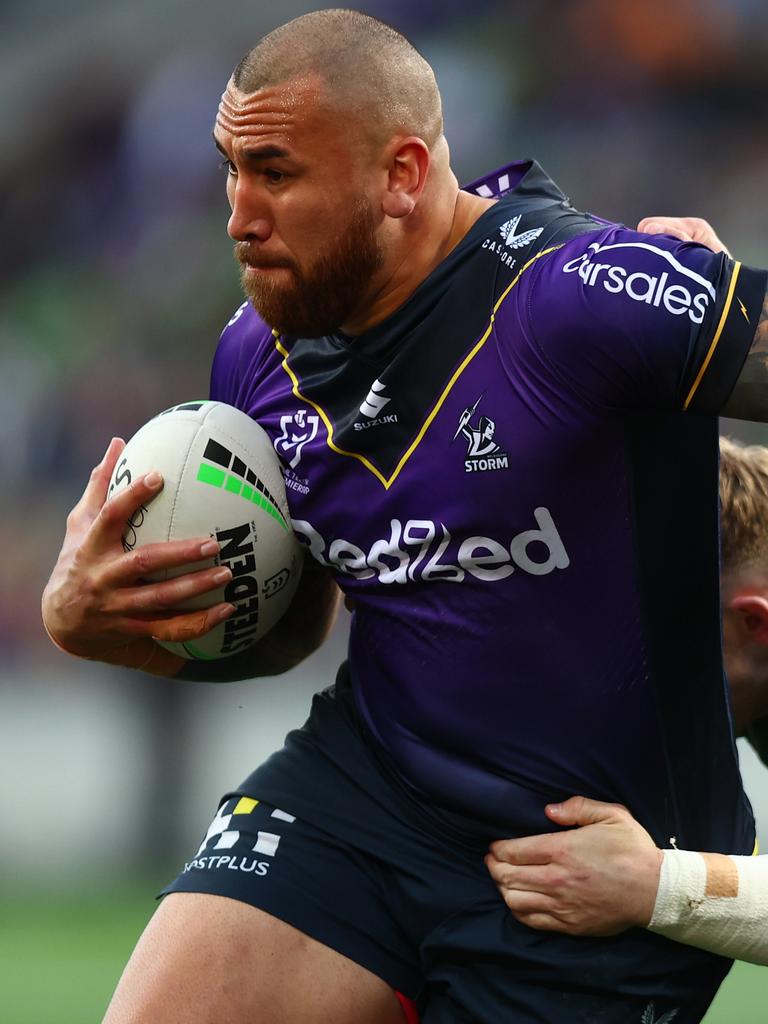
[544,795,628,828]
[117,602,235,641]
[87,470,165,552]
[488,835,558,866]
[104,565,233,616]
[499,888,558,918]
[66,438,126,532]
[637,216,680,233]
[81,437,126,512]
[637,216,670,233]
[485,856,555,893]
[679,217,730,256]
[512,910,570,934]
[637,218,692,242]
[101,537,222,586]
[148,603,236,642]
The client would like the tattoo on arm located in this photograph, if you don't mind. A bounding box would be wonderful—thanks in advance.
[721,290,768,421]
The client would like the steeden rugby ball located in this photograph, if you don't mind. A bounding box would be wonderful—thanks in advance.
[107,400,302,660]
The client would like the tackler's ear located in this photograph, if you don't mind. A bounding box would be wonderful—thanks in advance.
[381,137,430,219]
[729,593,768,646]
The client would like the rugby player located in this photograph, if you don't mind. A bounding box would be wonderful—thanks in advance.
[41,10,768,1023]
[487,437,768,967]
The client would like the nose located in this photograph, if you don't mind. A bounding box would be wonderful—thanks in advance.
[227,180,273,243]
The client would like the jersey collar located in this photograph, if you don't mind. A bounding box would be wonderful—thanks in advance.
[463,159,568,204]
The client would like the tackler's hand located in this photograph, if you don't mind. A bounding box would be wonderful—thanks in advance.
[638,216,730,256]
[42,438,234,673]
[485,796,662,936]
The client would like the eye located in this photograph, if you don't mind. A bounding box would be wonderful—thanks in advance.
[218,157,237,177]
[264,169,286,185]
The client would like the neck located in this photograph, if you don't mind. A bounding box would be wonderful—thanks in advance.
[340,175,495,335]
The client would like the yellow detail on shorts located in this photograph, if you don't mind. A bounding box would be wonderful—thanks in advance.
[233,797,258,815]
[754,838,760,856]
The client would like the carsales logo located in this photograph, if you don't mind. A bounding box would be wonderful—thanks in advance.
[562,241,715,324]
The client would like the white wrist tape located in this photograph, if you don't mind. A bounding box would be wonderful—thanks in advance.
[649,848,768,965]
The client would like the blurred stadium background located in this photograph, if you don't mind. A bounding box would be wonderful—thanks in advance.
[2,0,767,1019]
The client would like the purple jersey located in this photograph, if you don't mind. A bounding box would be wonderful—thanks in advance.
[211,160,766,852]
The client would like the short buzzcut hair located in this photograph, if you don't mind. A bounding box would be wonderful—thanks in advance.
[232,9,443,149]
[719,436,768,576]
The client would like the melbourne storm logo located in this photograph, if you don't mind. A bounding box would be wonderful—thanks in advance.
[453,396,509,473]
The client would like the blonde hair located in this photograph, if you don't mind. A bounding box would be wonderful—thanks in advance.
[719,436,768,575]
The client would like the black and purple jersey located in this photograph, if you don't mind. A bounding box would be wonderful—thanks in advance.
[210,160,767,854]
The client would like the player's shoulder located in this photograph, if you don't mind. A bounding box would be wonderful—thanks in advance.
[214,301,278,375]
[541,222,725,287]
[216,301,275,360]
[211,301,278,405]
[532,223,726,328]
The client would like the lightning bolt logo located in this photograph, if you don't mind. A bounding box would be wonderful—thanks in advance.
[738,298,750,324]
[453,394,483,442]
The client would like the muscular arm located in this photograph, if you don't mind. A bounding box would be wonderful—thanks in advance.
[721,290,768,421]
[42,439,341,681]
[635,215,768,420]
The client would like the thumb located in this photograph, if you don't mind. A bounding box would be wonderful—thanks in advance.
[640,220,692,242]
[545,795,626,827]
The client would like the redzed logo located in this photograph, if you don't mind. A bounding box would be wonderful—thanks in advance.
[293,508,570,584]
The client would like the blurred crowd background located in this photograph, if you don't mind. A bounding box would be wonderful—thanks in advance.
[2,0,768,997]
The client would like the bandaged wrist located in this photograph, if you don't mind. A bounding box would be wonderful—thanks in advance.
[648,848,768,965]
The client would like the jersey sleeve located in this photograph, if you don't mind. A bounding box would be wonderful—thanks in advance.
[210,301,277,409]
[519,226,768,414]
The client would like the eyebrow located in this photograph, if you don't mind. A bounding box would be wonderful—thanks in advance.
[212,134,290,162]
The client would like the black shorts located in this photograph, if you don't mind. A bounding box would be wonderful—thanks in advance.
[163,666,731,1023]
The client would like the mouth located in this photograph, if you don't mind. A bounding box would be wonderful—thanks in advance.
[234,242,294,275]
[240,261,292,274]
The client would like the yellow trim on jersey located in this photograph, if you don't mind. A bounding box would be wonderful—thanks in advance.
[275,244,564,489]
[275,339,389,486]
[683,261,742,411]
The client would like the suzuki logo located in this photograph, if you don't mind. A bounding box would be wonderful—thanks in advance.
[360,379,391,418]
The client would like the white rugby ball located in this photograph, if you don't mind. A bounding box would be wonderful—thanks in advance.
[107,400,302,660]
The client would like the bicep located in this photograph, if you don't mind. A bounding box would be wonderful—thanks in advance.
[720,289,768,421]
[523,231,766,415]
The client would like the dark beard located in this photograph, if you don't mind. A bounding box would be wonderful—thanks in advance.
[235,199,383,337]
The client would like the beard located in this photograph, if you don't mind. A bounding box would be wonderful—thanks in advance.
[235,199,384,338]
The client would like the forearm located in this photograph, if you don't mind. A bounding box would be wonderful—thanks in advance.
[720,290,768,421]
[175,558,342,682]
[649,849,768,966]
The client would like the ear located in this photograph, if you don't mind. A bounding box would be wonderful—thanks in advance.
[381,137,431,219]
[729,594,768,645]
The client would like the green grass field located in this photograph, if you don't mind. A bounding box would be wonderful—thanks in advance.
[1,887,765,1023]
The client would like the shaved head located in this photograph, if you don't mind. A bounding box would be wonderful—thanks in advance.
[232,9,443,150]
